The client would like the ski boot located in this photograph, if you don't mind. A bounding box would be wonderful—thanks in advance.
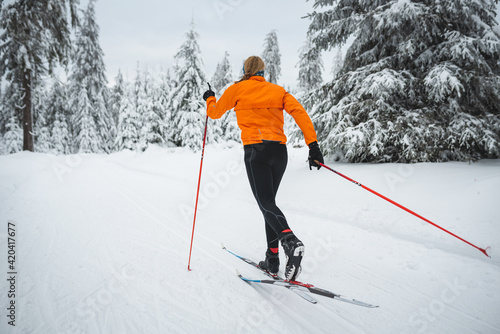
[258,249,280,275]
[281,233,304,281]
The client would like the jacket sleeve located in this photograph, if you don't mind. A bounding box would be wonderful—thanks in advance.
[206,84,237,120]
[283,92,318,145]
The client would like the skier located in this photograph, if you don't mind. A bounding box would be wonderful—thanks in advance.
[203,55,323,281]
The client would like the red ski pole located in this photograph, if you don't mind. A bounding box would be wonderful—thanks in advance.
[187,112,209,271]
[316,161,491,258]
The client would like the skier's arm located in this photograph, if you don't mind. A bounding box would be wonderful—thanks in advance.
[206,85,237,120]
[283,92,317,145]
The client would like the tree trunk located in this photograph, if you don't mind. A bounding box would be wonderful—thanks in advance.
[22,70,34,152]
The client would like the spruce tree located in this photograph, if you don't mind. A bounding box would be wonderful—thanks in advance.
[2,87,23,154]
[331,48,343,79]
[211,53,239,143]
[211,51,234,94]
[46,80,71,154]
[32,81,52,153]
[262,30,282,84]
[209,52,234,144]
[109,70,125,135]
[73,80,101,153]
[0,0,78,151]
[222,111,240,143]
[0,83,5,136]
[68,0,112,153]
[0,80,22,137]
[138,67,165,149]
[297,33,324,94]
[115,83,140,151]
[307,0,500,162]
[169,20,207,150]
[156,68,173,144]
[3,113,23,154]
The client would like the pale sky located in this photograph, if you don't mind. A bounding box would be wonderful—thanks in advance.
[2,0,499,89]
[87,0,500,88]
[91,0,318,88]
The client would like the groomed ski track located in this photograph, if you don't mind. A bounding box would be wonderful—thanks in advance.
[0,145,499,334]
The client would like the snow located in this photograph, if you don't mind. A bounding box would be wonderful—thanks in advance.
[1,145,499,333]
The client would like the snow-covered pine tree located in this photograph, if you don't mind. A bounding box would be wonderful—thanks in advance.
[297,33,324,95]
[109,70,125,135]
[46,80,71,154]
[51,111,71,154]
[222,111,240,144]
[262,30,282,84]
[290,33,324,146]
[115,83,140,151]
[211,51,234,94]
[2,112,23,154]
[2,81,23,154]
[157,68,173,144]
[169,20,207,150]
[94,89,113,152]
[34,109,52,153]
[73,80,102,153]
[306,0,500,162]
[0,0,78,151]
[331,48,343,79]
[209,52,234,144]
[138,66,165,149]
[0,84,5,154]
[70,82,101,153]
[0,85,3,153]
[68,0,112,153]
[215,53,240,144]
[32,81,52,153]
[0,83,5,136]
[0,79,22,137]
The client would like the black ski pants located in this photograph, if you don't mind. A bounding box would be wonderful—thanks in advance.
[244,141,290,250]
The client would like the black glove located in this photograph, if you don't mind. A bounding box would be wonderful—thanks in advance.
[308,141,324,170]
[203,89,215,101]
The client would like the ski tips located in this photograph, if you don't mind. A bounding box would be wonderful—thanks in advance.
[355,301,379,308]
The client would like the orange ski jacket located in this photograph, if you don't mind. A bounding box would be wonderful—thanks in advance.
[205,76,317,146]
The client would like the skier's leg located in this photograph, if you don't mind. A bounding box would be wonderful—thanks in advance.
[244,143,290,236]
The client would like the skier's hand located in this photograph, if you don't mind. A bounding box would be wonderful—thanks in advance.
[308,141,324,170]
[203,89,215,101]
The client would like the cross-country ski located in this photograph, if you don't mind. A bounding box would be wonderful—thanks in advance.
[237,271,378,308]
[223,242,377,308]
[222,243,318,304]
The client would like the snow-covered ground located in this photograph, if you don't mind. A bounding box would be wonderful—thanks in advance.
[1,145,499,334]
